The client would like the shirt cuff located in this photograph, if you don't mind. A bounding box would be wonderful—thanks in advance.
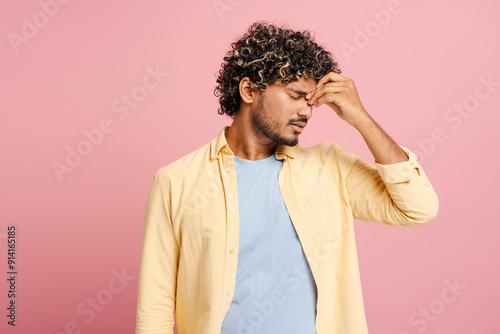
[374,146,422,184]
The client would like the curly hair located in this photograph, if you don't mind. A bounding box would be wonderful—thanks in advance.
[214,21,341,117]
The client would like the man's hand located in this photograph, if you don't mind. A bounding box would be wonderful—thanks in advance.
[307,72,409,164]
[306,72,371,128]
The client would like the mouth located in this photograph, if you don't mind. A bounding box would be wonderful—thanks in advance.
[290,122,305,133]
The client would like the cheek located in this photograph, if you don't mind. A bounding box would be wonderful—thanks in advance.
[262,91,296,122]
[265,95,291,116]
[262,97,279,115]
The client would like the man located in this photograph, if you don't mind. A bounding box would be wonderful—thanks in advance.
[135,22,439,334]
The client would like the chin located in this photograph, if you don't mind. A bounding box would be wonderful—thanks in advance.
[280,136,299,147]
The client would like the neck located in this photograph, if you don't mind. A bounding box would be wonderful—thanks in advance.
[225,112,277,161]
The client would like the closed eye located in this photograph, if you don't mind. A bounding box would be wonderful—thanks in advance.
[289,95,301,100]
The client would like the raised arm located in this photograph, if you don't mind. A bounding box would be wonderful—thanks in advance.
[308,72,439,225]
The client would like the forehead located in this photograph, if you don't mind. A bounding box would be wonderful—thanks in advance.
[286,76,317,92]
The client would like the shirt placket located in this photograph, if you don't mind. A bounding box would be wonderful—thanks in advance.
[218,146,240,319]
[278,156,313,261]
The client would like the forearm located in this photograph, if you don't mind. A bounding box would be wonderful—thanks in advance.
[353,113,408,165]
[341,140,439,226]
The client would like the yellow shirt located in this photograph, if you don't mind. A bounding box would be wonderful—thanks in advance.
[135,126,439,334]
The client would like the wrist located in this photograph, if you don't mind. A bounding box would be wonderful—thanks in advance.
[352,112,374,131]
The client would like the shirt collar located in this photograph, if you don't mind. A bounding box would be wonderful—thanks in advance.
[210,126,297,160]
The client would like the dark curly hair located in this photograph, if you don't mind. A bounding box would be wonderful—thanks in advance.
[214,21,341,117]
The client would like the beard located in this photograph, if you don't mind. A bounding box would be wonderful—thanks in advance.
[250,95,299,147]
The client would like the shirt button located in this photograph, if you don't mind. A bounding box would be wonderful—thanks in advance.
[226,290,231,296]
[229,247,234,253]
[229,206,235,212]
[226,169,231,173]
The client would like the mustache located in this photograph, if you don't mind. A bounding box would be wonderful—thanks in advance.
[289,118,307,124]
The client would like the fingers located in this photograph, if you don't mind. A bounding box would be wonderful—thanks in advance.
[305,72,356,109]
[315,93,342,109]
[307,84,345,106]
[315,72,349,88]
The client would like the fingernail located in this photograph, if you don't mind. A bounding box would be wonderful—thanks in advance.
[306,93,312,99]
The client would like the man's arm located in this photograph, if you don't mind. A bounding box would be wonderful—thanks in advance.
[136,171,179,333]
[353,114,410,165]
[308,72,438,225]
[308,72,407,163]
[333,143,439,226]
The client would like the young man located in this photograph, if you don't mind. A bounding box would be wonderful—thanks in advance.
[135,22,439,334]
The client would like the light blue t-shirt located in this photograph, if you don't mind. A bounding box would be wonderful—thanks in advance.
[220,154,317,334]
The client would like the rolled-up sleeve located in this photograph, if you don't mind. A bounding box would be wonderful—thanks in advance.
[338,145,439,226]
[136,171,179,333]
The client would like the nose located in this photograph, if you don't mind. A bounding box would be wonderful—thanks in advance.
[297,101,313,121]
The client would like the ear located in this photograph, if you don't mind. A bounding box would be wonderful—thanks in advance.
[239,77,258,103]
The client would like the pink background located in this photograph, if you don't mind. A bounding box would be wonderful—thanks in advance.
[1,0,498,333]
